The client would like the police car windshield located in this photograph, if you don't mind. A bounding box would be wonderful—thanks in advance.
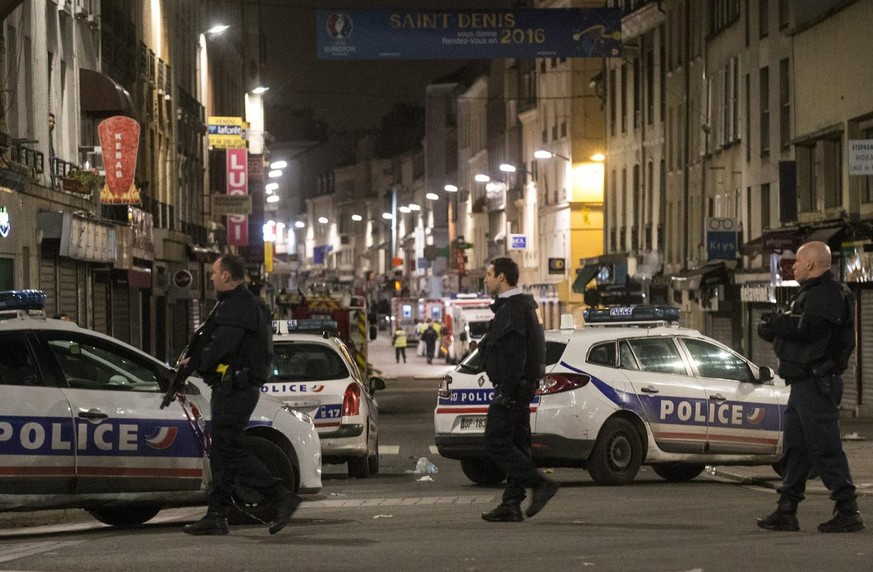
[271,342,349,381]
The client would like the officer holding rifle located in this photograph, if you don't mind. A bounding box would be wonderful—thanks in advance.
[182,254,299,536]
[756,241,862,533]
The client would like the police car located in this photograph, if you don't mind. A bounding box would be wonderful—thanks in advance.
[0,290,322,527]
[434,305,788,486]
[267,319,386,478]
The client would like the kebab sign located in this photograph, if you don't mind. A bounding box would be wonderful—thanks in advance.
[98,116,142,205]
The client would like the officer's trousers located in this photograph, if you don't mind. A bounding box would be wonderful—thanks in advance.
[779,376,856,505]
[208,384,282,516]
[484,383,543,505]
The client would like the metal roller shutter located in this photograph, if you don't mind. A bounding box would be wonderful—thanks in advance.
[58,260,79,323]
[39,256,57,317]
[112,282,131,344]
[706,313,733,349]
[857,288,873,411]
[171,300,189,363]
[92,279,109,335]
[749,305,779,371]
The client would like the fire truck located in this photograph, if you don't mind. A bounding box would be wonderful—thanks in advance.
[279,292,370,376]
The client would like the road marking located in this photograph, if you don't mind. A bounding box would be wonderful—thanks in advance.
[0,540,83,564]
[376,445,440,456]
[304,495,493,509]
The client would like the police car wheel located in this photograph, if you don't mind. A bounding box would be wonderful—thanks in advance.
[651,462,705,482]
[367,436,380,475]
[348,455,370,478]
[460,458,505,486]
[88,504,161,527]
[229,435,297,525]
[586,418,642,486]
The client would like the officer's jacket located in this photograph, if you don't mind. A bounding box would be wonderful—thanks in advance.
[479,292,545,400]
[198,284,273,383]
[758,270,846,380]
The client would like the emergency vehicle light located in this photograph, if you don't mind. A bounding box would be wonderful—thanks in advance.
[0,290,47,311]
[273,319,338,335]
[583,305,680,324]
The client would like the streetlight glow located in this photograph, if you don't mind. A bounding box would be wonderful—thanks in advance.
[318,216,329,224]
[408,203,421,211]
[268,170,282,178]
[270,160,287,169]
[474,173,491,183]
[499,163,517,173]
[382,212,394,220]
[351,214,363,221]
[444,184,459,192]
[398,206,411,213]
[266,195,280,203]
[265,182,279,192]
[251,86,269,95]
[591,153,606,162]
[426,192,439,201]
[294,221,305,228]
[206,24,229,36]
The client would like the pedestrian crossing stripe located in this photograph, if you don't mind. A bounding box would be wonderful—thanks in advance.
[376,445,439,455]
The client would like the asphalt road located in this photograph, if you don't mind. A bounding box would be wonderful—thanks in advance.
[0,378,871,571]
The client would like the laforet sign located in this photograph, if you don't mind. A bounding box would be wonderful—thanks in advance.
[316,8,621,60]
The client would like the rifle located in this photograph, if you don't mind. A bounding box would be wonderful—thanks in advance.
[160,303,221,409]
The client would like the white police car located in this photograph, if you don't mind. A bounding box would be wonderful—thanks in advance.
[0,290,322,527]
[267,319,386,478]
[434,305,788,486]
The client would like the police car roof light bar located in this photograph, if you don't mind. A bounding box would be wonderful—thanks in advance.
[583,305,680,325]
[0,290,47,311]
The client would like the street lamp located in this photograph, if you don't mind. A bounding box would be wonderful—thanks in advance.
[270,160,287,169]
[425,192,439,201]
[444,184,459,192]
[206,24,229,36]
[251,86,269,95]
[474,173,491,183]
[534,148,571,161]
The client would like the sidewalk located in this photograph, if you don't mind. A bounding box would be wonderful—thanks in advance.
[367,330,454,381]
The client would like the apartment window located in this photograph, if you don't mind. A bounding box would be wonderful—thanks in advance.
[796,144,815,212]
[745,73,751,161]
[659,25,666,121]
[760,66,770,158]
[822,138,842,209]
[779,58,790,150]
[759,0,769,39]
[779,0,789,29]
[609,68,617,136]
[761,183,771,230]
[646,50,655,125]
[710,0,741,35]
[560,120,567,138]
[633,58,641,130]
[632,165,641,247]
[620,64,628,133]
[621,168,628,238]
[744,0,750,46]
[611,169,618,230]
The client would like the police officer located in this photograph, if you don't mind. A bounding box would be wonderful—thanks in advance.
[756,241,863,533]
[183,254,299,536]
[479,257,558,522]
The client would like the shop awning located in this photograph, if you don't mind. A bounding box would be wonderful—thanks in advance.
[740,235,764,258]
[671,261,730,291]
[572,263,602,294]
[79,68,134,116]
[806,225,844,246]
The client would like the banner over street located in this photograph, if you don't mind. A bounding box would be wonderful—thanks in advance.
[317,8,621,60]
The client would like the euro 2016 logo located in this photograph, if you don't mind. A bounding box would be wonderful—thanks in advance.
[0,207,9,238]
[327,13,353,39]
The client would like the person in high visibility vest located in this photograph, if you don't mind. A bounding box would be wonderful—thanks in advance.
[392,328,408,364]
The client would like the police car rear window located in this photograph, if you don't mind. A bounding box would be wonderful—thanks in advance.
[272,342,349,381]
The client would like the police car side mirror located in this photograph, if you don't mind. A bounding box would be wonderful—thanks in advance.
[758,366,774,383]
[369,376,386,394]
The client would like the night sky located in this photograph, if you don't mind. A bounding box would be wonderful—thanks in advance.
[260,0,517,132]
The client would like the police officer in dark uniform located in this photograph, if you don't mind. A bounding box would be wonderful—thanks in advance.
[756,241,863,533]
[479,257,558,522]
[183,254,299,535]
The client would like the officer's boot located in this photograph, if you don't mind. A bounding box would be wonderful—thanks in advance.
[818,498,865,533]
[481,502,523,523]
[757,497,800,531]
[183,512,229,535]
[268,486,301,535]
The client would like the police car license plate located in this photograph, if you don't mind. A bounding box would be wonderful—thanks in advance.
[459,416,486,431]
